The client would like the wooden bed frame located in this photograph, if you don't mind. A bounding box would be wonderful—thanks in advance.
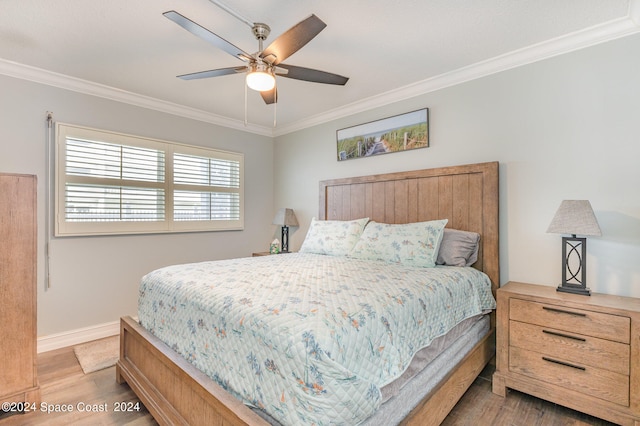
[116,161,499,426]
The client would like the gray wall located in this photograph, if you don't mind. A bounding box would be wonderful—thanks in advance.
[0,75,275,336]
[3,31,639,339]
[274,33,640,298]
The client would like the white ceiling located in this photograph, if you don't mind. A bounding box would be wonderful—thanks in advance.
[1,0,638,136]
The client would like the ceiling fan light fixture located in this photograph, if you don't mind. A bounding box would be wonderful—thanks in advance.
[246,68,275,92]
[165,10,348,104]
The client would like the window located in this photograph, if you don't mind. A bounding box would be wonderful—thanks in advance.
[55,123,243,236]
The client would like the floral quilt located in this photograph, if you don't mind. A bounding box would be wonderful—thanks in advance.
[138,253,496,425]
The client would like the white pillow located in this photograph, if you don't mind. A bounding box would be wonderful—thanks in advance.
[299,217,369,256]
[349,219,448,268]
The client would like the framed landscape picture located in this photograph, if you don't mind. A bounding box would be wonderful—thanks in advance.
[336,108,429,161]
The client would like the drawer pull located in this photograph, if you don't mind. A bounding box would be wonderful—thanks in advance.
[542,356,586,371]
[542,306,586,317]
[542,329,586,342]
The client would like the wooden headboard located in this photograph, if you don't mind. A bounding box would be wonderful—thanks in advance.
[319,161,499,295]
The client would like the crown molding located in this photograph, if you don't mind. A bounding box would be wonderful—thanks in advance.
[2,2,639,139]
[0,59,273,137]
[273,6,640,136]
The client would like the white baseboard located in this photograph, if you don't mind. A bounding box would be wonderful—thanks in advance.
[37,317,138,353]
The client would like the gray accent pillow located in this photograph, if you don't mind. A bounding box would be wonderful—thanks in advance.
[436,228,480,267]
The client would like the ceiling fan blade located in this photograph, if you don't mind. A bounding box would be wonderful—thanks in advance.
[260,87,278,104]
[260,14,326,66]
[276,64,348,85]
[163,11,253,62]
[178,66,245,80]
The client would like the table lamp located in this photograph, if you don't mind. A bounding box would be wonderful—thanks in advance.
[273,208,298,253]
[547,200,601,295]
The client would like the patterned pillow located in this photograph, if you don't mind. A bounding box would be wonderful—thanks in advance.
[349,219,448,268]
[299,217,369,256]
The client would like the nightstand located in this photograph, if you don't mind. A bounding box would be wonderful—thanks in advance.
[493,282,640,426]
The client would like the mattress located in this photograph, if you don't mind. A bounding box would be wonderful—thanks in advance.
[138,253,496,425]
[363,314,490,425]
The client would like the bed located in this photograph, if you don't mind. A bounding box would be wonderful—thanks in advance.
[116,161,500,425]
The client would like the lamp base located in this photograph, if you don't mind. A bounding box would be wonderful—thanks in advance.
[281,225,290,253]
[557,236,591,296]
[557,283,591,296]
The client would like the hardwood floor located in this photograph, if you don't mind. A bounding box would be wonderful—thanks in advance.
[441,364,616,426]
[0,345,156,426]
[0,346,616,426]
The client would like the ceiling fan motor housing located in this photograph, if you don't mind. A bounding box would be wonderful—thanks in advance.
[252,23,271,41]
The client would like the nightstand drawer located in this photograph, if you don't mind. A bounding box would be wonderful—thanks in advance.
[509,346,630,406]
[510,298,630,343]
[509,321,630,375]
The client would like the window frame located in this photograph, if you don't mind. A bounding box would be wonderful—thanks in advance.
[55,123,244,236]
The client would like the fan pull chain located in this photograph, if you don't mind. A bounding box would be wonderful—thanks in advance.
[244,80,248,127]
[273,83,277,127]
[273,98,277,128]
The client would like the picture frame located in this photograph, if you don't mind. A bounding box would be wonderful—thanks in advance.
[336,108,429,161]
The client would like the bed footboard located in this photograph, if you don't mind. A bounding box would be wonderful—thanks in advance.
[116,316,268,426]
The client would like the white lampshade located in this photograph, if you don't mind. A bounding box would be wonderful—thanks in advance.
[547,200,601,236]
[246,70,275,91]
[272,208,298,227]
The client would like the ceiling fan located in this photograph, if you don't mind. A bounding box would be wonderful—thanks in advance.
[163,10,349,105]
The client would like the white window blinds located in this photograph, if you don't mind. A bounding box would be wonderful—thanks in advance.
[64,138,166,223]
[172,149,241,223]
[55,123,244,236]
